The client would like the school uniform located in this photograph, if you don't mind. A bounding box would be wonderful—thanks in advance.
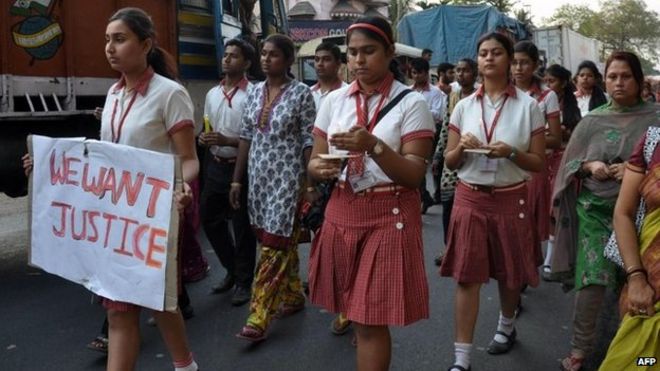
[200,77,256,291]
[99,67,195,311]
[308,74,435,325]
[524,84,560,263]
[311,80,347,109]
[411,82,447,209]
[440,84,544,289]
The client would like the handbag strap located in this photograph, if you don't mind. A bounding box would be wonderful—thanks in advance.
[374,89,413,125]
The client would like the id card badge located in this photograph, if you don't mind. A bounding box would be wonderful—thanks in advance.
[478,156,498,172]
[349,170,378,193]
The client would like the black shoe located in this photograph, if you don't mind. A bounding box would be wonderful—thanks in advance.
[231,286,252,306]
[181,304,195,320]
[487,328,516,355]
[434,253,444,266]
[211,274,235,294]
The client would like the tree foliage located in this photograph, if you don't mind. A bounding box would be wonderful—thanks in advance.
[441,0,518,13]
[543,4,597,36]
[417,1,443,10]
[513,6,534,34]
[391,0,415,38]
[544,0,660,74]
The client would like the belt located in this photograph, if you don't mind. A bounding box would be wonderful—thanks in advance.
[337,182,405,195]
[459,180,525,194]
[212,156,236,164]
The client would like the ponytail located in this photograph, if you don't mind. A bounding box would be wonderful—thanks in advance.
[389,59,405,83]
[562,81,581,131]
[589,85,608,111]
[148,46,178,81]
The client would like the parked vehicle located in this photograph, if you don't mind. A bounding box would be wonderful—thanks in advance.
[397,4,530,65]
[0,0,286,197]
[533,25,603,74]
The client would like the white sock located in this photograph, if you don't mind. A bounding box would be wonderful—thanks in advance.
[174,356,198,371]
[453,342,472,369]
[544,237,555,268]
[494,312,515,343]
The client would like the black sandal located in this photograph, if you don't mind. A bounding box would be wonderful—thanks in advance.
[86,336,108,354]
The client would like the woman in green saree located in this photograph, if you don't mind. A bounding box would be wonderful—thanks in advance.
[551,51,659,371]
[599,125,660,369]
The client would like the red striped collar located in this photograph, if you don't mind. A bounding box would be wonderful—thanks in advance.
[113,67,155,95]
[526,82,543,97]
[220,76,249,91]
[348,73,394,97]
[475,83,517,99]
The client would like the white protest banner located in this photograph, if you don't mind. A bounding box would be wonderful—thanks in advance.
[28,135,180,311]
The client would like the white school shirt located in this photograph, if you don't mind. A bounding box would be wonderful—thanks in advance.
[314,74,435,185]
[100,68,195,154]
[525,83,560,120]
[575,90,610,117]
[203,77,251,158]
[448,84,545,187]
[311,80,347,110]
[410,82,446,123]
[451,80,481,93]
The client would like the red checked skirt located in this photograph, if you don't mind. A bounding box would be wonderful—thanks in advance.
[308,186,429,326]
[440,182,540,290]
[527,161,552,265]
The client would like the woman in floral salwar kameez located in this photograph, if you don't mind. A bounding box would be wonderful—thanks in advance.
[230,34,317,342]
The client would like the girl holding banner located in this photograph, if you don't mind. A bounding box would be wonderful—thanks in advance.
[99,8,199,371]
[23,8,199,370]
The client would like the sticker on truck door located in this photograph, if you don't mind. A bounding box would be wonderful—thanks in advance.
[10,0,63,61]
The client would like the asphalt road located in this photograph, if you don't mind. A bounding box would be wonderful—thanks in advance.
[0,191,621,371]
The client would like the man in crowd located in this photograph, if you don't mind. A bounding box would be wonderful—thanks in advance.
[311,42,347,109]
[410,57,446,214]
[422,48,433,62]
[199,39,257,306]
[436,62,455,95]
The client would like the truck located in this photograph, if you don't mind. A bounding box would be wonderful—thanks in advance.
[396,4,530,65]
[533,25,603,74]
[0,0,287,197]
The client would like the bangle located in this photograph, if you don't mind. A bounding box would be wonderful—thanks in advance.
[230,182,242,188]
[306,186,316,193]
[507,146,518,161]
[625,268,647,282]
[625,264,643,274]
[626,271,647,283]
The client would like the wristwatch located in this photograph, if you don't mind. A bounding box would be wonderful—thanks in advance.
[507,146,518,161]
[369,139,385,156]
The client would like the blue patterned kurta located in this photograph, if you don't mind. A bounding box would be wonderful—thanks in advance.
[240,80,316,242]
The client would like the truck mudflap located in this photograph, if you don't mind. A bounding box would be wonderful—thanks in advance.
[0,114,99,198]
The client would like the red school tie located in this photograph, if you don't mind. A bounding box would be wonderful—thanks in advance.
[347,91,374,177]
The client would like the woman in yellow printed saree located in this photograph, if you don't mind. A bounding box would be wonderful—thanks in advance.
[599,125,660,370]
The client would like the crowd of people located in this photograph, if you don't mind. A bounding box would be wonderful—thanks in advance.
[21,6,660,371]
